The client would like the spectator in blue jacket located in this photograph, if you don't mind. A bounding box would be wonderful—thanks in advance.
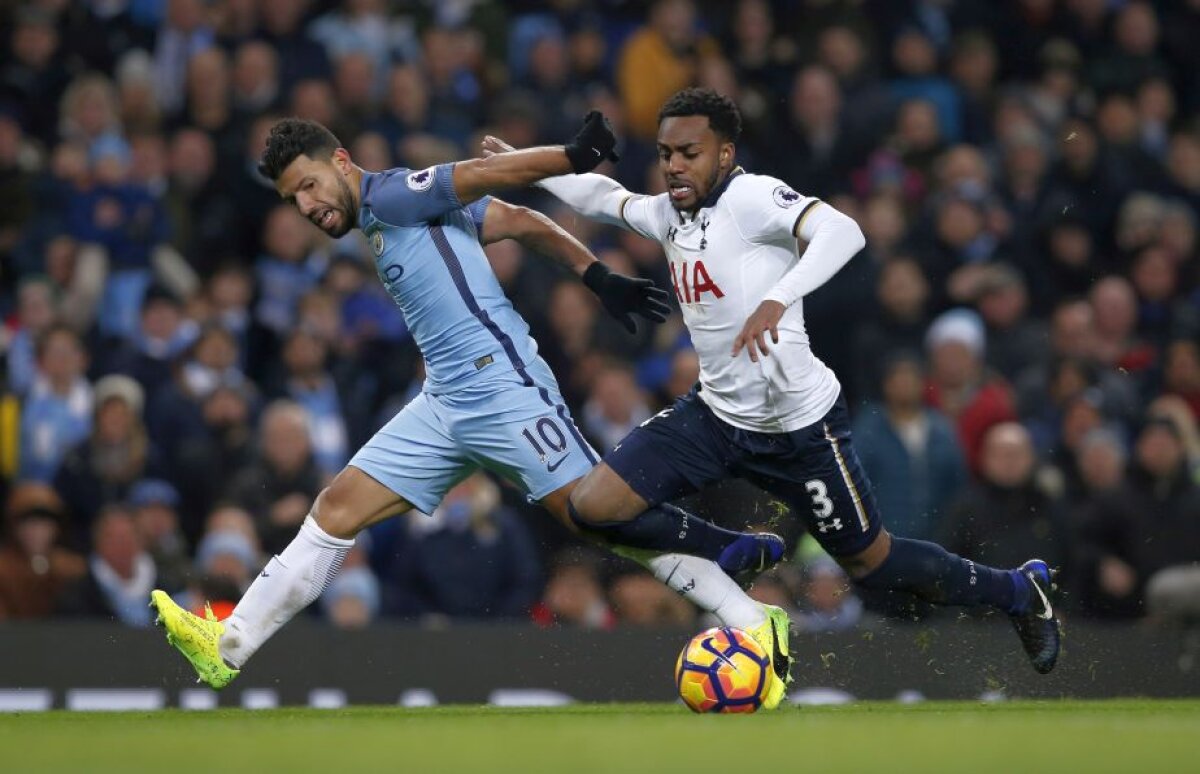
[852,352,967,541]
[369,472,542,621]
[19,324,92,483]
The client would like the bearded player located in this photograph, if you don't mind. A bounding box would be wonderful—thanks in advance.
[150,113,798,708]
[485,88,1061,675]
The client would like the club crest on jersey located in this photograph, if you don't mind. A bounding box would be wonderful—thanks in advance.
[406,167,435,191]
[371,231,385,256]
[772,185,802,208]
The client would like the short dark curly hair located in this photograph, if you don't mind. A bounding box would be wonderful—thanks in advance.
[258,118,342,181]
[657,88,742,143]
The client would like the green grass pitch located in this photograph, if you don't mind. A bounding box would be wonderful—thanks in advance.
[2,700,1198,773]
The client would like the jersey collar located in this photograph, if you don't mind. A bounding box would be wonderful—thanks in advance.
[680,166,744,222]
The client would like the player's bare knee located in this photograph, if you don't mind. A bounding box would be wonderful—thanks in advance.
[569,466,638,524]
[838,529,892,580]
[312,486,360,539]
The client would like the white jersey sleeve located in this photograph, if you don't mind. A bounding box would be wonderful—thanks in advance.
[537,174,671,240]
[724,174,865,308]
[724,174,824,247]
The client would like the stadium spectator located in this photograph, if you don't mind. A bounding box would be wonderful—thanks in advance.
[371,473,541,621]
[7,277,64,397]
[100,285,199,396]
[58,503,175,626]
[939,422,1070,574]
[794,556,863,634]
[533,548,616,630]
[225,399,323,554]
[852,353,967,542]
[609,570,696,627]
[18,324,92,483]
[53,374,164,547]
[972,263,1049,383]
[1071,427,1144,618]
[320,543,381,630]
[924,308,1017,474]
[129,478,190,593]
[851,257,933,401]
[270,329,350,478]
[617,0,719,141]
[0,483,85,619]
[582,361,652,453]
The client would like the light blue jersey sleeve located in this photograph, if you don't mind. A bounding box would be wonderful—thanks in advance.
[465,196,492,237]
[363,164,468,226]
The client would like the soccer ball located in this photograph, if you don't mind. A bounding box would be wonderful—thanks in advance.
[675,626,770,713]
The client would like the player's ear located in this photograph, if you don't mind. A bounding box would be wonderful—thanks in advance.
[332,148,351,175]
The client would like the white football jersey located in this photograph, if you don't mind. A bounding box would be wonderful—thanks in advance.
[620,170,841,433]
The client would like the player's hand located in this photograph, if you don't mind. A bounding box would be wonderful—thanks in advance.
[732,300,786,363]
[564,111,620,173]
[582,261,671,334]
[481,135,515,157]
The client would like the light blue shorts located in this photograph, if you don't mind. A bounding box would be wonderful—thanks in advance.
[349,357,598,513]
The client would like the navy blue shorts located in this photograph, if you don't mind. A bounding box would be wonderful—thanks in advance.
[605,388,883,557]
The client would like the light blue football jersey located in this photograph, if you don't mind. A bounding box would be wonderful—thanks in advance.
[357,164,539,395]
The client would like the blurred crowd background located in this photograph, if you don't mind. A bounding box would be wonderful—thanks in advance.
[0,0,1197,634]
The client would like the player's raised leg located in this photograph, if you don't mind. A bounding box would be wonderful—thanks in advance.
[745,395,1062,674]
[149,467,403,688]
[152,393,469,688]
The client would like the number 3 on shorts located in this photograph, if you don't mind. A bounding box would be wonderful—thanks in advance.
[805,479,834,518]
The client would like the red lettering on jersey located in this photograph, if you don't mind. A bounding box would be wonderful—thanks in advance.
[670,261,690,303]
[691,260,724,300]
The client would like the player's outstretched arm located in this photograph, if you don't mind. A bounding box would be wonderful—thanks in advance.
[453,111,619,203]
[481,136,639,231]
[732,202,866,362]
[477,199,670,334]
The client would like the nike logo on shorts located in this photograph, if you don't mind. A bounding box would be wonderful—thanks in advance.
[547,454,570,472]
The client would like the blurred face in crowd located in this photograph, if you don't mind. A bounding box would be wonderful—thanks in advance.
[665,348,700,399]
[882,359,925,413]
[1136,424,1184,479]
[233,42,278,102]
[37,328,87,385]
[135,501,180,548]
[261,405,312,474]
[1049,221,1092,268]
[818,26,865,80]
[590,367,643,424]
[544,564,605,624]
[652,0,697,51]
[981,423,1035,489]
[1089,277,1138,340]
[1078,435,1126,493]
[273,149,359,239]
[1050,301,1095,358]
[656,115,735,213]
[1167,133,1200,190]
[334,53,374,110]
[936,145,990,194]
[877,258,929,321]
[96,398,137,444]
[94,509,143,578]
[977,279,1027,329]
[896,100,940,152]
[141,297,183,341]
[862,195,907,253]
[1130,247,1177,303]
[202,385,250,432]
[206,506,259,545]
[169,128,216,191]
[350,132,390,173]
[1165,341,1200,394]
[791,67,841,129]
[18,281,55,332]
[929,339,980,390]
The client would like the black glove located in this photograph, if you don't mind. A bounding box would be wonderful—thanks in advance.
[564,111,620,174]
[582,262,671,334]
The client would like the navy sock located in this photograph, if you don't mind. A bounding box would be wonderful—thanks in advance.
[567,501,741,561]
[856,537,1029,615]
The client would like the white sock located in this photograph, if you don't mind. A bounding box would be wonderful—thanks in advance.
[615,546,766,630]
[220,515,354,668]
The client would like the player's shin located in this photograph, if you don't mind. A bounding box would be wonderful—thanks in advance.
[219,514,354,668]
[612,546,766,630]
[568,501,743,562]
[854,536,1030,614]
